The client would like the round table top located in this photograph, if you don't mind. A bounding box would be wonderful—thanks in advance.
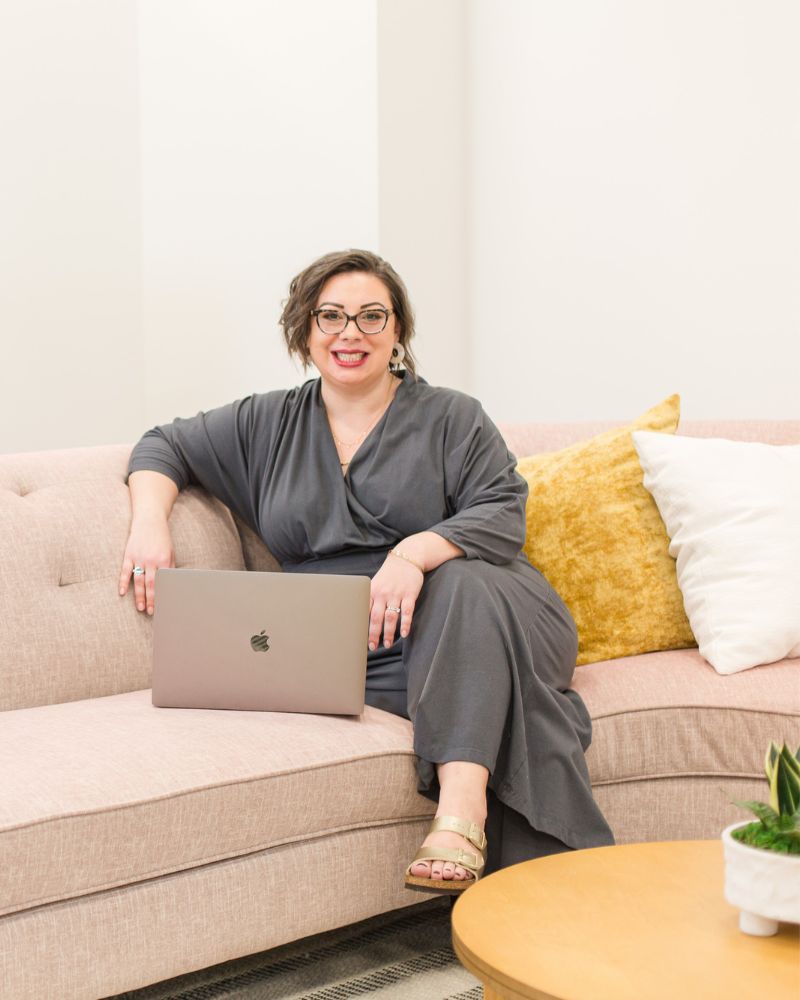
[451,840,799,1000]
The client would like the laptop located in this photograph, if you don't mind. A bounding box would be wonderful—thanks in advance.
[151,568,370,715]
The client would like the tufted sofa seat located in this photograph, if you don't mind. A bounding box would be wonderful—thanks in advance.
[1,419,799,999]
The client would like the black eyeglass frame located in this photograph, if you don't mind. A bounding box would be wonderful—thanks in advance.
[310,307,394,336]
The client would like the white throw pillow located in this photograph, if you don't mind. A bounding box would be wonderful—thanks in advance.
[631,431,800,675]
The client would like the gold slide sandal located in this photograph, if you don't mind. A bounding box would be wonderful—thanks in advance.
[404,815,487,895]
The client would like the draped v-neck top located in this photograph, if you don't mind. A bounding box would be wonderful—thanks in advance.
[126,372,530,574]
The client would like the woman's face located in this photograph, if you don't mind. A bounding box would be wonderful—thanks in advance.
[307,271,399,390]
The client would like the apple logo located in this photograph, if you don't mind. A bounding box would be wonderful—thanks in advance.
[250,629,270,653]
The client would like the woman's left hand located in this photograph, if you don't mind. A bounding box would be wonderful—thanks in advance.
[369,554,424,650]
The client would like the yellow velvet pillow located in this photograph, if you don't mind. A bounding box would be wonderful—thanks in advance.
[516,394,696,665]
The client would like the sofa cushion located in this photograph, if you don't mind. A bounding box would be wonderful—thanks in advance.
[515,394,695,665]
[0,692,434,918]
[574,649,800,785]
[499,419,800,458]
[0,445,251,712]
[633,431,800,674]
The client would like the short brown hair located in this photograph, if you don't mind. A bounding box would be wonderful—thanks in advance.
[279,249,418,378]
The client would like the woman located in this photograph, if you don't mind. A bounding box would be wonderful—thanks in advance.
[120,249,614,894]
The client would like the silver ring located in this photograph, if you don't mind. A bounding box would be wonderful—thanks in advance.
[386,604,401,614]
[132,566,145,576]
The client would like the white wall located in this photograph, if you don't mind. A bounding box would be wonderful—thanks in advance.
[377,0,468,390]
[467,0,800,421]
[2,1,797,454]
[0,0,379,452]
[140,0,379,427]
[0,0,142,452]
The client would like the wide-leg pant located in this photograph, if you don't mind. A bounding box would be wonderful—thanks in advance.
[364,554,615,874]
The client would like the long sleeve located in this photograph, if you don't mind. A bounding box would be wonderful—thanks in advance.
[426,395,528,565]
[125,395,260,533]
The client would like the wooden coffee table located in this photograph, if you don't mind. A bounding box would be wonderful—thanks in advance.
[451,840,799,999]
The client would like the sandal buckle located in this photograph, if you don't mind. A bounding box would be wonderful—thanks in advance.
[467,823,487,851]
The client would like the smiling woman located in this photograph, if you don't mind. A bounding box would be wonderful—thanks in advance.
[308,272,399,384]
[280,249,419,379]
[122,248,615,895]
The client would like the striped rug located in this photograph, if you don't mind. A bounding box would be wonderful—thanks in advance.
[107,898,481,1000]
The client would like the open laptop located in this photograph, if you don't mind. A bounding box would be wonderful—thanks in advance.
[151,568,370,715]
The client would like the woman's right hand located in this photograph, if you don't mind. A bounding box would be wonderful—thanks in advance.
[118,516,176,615]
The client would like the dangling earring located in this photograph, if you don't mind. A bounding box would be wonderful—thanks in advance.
[389,342,406,370]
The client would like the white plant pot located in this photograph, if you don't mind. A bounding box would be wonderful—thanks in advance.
[722,820,800,936]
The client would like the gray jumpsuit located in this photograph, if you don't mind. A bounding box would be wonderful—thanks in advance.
[126,372,614,873]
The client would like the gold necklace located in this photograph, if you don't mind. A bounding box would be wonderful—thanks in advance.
[328,377,397,469]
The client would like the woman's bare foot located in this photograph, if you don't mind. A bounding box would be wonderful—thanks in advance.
[408,761,489,882]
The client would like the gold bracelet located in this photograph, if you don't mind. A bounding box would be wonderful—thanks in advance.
[389,547,425,575]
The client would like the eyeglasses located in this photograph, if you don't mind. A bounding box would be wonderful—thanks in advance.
[310,306,393,336]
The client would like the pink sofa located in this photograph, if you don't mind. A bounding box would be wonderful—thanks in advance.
[1,417,798,1000]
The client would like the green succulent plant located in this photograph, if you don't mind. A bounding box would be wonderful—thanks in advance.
[730,741,800,855]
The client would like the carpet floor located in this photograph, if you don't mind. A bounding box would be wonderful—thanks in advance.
[104,898,482,1000]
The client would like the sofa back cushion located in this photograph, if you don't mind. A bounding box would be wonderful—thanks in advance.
[498,419,800,457]
[2,421,798,711]
[0,445,271,711]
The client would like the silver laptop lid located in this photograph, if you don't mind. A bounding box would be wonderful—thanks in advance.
[151,569,370,715]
